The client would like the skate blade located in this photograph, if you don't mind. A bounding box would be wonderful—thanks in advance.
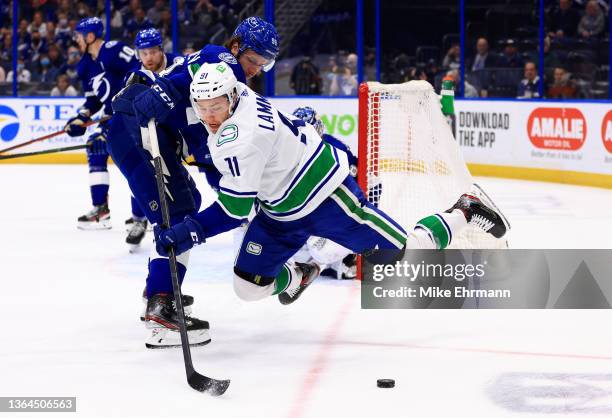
[77,219,112,230]
[471,183,511,231]
[145,327,211,349]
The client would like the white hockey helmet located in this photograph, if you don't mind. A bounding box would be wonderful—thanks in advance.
[190,62,239,114]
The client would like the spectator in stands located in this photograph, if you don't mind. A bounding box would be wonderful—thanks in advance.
[0,31,11,66]
[290,56,322,95]
[159,8,173,51]
[125,8,153,40]
[51,73,78,96]
[182,44,196,55]
[578,0,605,39]
[548,0,581,38]
[543,36,562,69]
[6,58,32,83]
[547,66,578,98]
[28,11,48,37]
[121,0,142,23]
[329,65,358,96]
[499,39,523,68]
[55,14,72,50]
[57,0,76,20]
[442,43,460,70]
[517,61,541,98]
[408,66,428,82]
[345,53,358,74]
[447,69,478,98]
[147,0,166,26]
[470,37,495,72]
[24,29,48,64]
[177,0,193,27]
[45,21,56,45]
[0,65,5,83]
[60,45,80,85]
[75,1,92,19]
[36,53,59,84]
[47,44,65,72]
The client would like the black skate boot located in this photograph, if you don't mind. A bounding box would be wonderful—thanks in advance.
[144,293,210,349]
[340,254,357,280]
[278,263,321,305]
[126,219,148,252]
[447,191,509,239]
[140,287,194,321]
[77,202,111,230]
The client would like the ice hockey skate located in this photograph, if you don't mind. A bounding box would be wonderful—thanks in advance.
[278,263,321,305]
[144,293,210,349]
[125,216,153,232]
[126,219,148,252]
[77,202,111,230]
[447,187,510,239]
[140,288,194,321]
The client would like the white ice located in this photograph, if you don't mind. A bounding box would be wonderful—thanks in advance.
[1,164,612,418]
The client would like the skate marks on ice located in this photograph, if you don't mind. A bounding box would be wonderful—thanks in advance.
[487,373,612,414]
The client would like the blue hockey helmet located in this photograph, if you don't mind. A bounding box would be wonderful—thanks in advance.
[293,106,324,137]
[75,17,104,39]
[135,28,163,50]
[232,17,279,72]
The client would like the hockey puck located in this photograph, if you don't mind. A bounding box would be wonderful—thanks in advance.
[377,379,395,388]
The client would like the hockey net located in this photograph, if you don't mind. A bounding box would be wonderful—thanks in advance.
[358,80,508,249]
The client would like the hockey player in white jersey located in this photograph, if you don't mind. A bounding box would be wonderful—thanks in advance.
[154,62,509,305]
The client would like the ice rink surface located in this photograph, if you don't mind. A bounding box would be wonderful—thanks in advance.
[1,164,612,418]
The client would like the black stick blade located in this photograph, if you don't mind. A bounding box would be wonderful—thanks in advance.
[188,372,230,396]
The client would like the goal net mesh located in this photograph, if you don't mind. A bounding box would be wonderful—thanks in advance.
[358,80,508,249]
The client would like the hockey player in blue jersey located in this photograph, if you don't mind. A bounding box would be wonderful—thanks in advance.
[63,17,139,230]
[124,28,183,250]
[154,63,508,313]
[106,17,280,348]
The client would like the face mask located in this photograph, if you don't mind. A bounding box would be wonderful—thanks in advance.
[41,58,50,66]
[59,19,68,26]
[17,64,24,71]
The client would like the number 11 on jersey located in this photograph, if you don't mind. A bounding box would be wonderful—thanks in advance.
[224,156,241,177]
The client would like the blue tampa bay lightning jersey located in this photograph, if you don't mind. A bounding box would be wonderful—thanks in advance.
[77,40,139,116]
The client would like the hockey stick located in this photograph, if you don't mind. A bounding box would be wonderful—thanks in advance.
[147,119,230,396]
[0,144,87,160]
[0,116,110,155]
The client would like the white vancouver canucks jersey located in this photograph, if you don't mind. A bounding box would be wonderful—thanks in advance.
[205,83,349,222]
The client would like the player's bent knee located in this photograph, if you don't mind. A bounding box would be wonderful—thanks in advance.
[233,267,275,301]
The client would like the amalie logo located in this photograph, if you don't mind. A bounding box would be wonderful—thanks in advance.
[527,107,586,151]
[600,110,612,153]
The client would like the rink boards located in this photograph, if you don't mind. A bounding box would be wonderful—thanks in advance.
[0,96,611,188]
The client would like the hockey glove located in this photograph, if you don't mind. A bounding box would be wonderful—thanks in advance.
[132,77,182,127]
[64,113,91,137]
[86,128,108,156]
[154,215,205,257]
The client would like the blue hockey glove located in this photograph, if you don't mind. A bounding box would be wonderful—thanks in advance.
[132,77,182,127]
[64,113,91,137]
[154,215,205,257]
[86,128,108,156]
